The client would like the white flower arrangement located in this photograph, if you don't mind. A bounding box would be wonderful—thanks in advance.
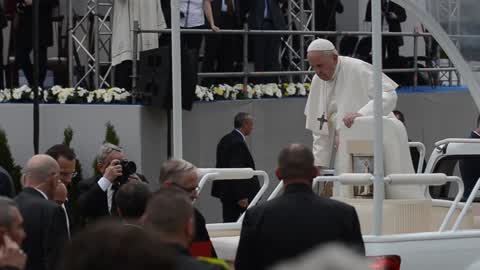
[0,83,310,104]
[0,85,132,104]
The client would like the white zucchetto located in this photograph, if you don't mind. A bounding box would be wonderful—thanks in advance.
[307,38,335,52]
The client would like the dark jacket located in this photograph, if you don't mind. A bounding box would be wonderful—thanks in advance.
[190,208,217,258]
[15,188,68,270]
[15,0,58,47]
[211,130,260,202]
[365,0,407,46]
[0,166,15,198]
[241,0,287,30]
[235,184,365,270]
[314,0,343,31]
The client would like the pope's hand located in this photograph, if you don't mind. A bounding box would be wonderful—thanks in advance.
[343,112,362,128]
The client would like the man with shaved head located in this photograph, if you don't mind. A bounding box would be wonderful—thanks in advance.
[14,155,68,270]
[304,38,398,171]
[235,144,365,270]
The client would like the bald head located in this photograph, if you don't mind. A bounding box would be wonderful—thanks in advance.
[276,144,317,182]
[54,183,68,205]
[24,155,60,199]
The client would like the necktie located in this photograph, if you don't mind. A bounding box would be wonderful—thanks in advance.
[226,0,234,16]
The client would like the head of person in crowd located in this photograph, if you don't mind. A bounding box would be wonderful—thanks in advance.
[307,38,339,81]
[393,110,405,124]
[0,197,25,246]
[96,143,125,175]
[142,189,195,249]
[45,144,77,187]
[159,159,199,201]
[53,183,67,205]
[115,181,152,224]
[234,112,254,137]
[23,155,60,200]
[61,221,175,270]
[276,144,319,187]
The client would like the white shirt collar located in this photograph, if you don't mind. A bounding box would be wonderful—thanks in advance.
[235,129,246,141]
[33,188,49,200]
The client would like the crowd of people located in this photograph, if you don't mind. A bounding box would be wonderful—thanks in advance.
[0,136,366,270]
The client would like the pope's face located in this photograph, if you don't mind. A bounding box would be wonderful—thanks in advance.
[307,51,338,81]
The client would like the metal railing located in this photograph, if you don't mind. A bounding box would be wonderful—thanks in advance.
[131,21,472,99]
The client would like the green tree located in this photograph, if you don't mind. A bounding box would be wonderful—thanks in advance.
[62,126,84,229]
[92,122,120,176]
[0,128,22,193]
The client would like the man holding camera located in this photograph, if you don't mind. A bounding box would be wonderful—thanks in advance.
[78,143,145,224]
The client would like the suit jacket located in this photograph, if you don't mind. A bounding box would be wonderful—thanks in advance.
[78,174,148,223]
[190,208,217,258]
[365,0,407,46]
[211,130,260,202]
[314,0,343,31]
[15,0,59,47]
[15,188,68,270]
[0,166,15,198]
[78,176,110,223]
[211,0,242,25]
[241,0,287,30]
[235,184,365,270]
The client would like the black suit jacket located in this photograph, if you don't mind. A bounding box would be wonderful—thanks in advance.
[211,130,260,202]
[78,176,109,223]
[15,188,68,270]
[314,0,343,31]
[0,166,15,198]
[15,0,58,47]
[365,0,407,46]
[211,0,242,25]
[235,184,365,270]
[241,0,287,30]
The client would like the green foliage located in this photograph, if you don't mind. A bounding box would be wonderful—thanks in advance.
[62,126,84,229]
[0,128,22,193]
[92,122,120,177]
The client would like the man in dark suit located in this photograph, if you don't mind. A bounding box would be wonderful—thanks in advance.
[203,0,242,86]
[235,144,365,270]
[14,0,58,87]
[78,143,144,224]
[46,144,77,235]
[212,112,260,222]
[15,155,68,270]
[242,0,287,83]
[365,0,407,61]
[143,189,224,270]
[159,159,217,258]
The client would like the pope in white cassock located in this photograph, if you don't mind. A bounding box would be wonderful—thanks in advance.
[304,38,398,169]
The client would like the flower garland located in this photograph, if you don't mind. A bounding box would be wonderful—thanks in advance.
[0,83,311,104]
[0,85,132,104]
[195,83,311,101]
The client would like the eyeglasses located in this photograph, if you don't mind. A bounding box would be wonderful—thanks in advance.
[60,172,78,178]
[171,183,200,194]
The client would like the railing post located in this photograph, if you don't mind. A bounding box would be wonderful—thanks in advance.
[413,31,418,90]
[132,20,139,104]
[243,23,249,87]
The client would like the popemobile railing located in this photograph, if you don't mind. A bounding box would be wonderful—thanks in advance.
[131,20,468,101]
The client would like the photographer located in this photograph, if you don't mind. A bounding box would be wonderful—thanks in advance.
[78,143,146,225]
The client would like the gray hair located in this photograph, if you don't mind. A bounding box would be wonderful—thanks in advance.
[96,143,123,165]
[159,159,197,185]
[0,197,18,229]
[234,112,253,129]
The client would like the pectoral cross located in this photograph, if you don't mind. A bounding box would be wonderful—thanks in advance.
[317,113,328,130]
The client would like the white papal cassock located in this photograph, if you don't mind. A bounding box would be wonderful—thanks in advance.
[304,56,398,168]
[112,0,167,66]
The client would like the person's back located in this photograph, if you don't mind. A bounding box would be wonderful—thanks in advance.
[235,144,364,270]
